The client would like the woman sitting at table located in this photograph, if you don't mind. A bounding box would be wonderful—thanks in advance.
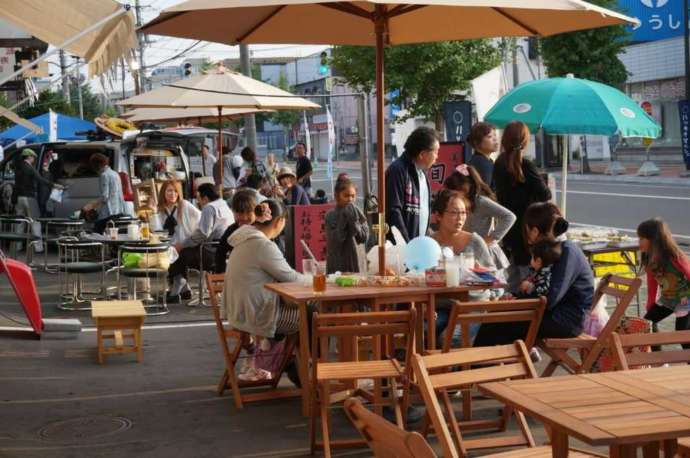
[431,189,495,341]
[224,199,310,382]
[152,179,201,245]
[473,202,594,346]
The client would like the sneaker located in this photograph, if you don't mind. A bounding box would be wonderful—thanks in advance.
[383,405,425,425]
[180,288,192,301]
[529,348,542,363]
[165,292,180,303]
[238,367,272,382]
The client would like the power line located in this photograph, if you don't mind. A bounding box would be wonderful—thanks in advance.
[144,41,204,69]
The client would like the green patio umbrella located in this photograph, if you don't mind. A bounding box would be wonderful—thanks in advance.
[485,75,661,215]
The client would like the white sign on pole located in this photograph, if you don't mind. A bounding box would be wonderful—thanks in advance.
[326,105,335,181]
[48,109,58,142]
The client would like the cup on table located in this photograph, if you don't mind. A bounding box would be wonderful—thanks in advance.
[108,226,118,240]
[312,261,327,294]
[302,259,315,287]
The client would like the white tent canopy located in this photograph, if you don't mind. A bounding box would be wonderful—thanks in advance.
[0,0,137,76]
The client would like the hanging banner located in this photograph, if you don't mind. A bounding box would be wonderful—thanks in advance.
[293,203,335,272]
[442,101,472,163]
[302,111,311,160]
[326,105,335,181]
[427,142,464,192]
[679,100,690,170]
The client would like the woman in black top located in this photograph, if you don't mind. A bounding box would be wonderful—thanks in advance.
[466,122,498,188]
[493,121,551,291]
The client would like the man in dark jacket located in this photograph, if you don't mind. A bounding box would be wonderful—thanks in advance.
[385,127,440,242]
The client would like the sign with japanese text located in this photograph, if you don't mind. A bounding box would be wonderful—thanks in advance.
[293,203,335,272]
[678,100,690,169]
[617,0,685,43]
[426,142,464,193]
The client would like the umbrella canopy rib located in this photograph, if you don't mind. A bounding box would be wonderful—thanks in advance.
[237,6,286,42]
[491,8,539,35]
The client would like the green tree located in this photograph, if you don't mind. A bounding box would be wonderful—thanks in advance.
[331,41,501,129]
[540,0,629,87]
[17,90,74,120]
[68,84,108,122]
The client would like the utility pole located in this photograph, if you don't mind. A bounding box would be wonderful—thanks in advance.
[240,44,257,151]
[511,38,519,88]
[121,58,126,100]
[59,50,70,103]
[357,94,371,199]
[74,57,84,120]
[134,0,146,93]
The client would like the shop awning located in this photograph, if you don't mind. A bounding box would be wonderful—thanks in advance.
[0,0,137,76]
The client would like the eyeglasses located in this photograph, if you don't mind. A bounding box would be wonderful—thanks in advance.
[444,210,467,218]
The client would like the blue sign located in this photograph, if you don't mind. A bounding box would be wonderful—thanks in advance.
[617,0,686,43]
[442,101,472,161]
[679,100,690,169]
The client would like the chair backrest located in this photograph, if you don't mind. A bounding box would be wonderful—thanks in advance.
[311,309,416,368]
[610,330,690,370]
[344,397,437,458]
[580,273,642,370]
[443,297,546,351]
[412,341,536,458]
[206,272,225,320]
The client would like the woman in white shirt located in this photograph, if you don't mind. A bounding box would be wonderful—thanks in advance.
[152,179,201,245]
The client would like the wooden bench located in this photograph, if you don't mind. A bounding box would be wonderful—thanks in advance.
[91,300,146,364]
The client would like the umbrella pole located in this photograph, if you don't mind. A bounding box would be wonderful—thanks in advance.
[561,135,568,217]
[375,6,386,275]
[218,106,223,195]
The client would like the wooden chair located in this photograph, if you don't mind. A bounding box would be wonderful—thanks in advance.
[206,273,300,409]
[344,397,437,458]
[609,330,690,457]
[310,308,417,458]
[539,273,641,376]
[442,297,547,352]
[413,341,607,458]
[438,297,546,428]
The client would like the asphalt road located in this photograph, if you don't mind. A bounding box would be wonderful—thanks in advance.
[309,162,690,250]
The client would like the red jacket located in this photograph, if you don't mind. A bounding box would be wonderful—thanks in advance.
[646,256,690,311]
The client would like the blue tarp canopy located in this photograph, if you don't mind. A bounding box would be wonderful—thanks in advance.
[0,112,96,146]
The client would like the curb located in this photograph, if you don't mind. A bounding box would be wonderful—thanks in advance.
[552,172,690,186]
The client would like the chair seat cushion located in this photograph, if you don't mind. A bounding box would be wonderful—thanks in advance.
[59,262,103,274]
[121,268,167,278]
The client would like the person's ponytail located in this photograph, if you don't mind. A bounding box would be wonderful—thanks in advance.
[553,217,569,238]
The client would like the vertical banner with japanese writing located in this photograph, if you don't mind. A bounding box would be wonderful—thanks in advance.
[326,105,335,191]
[302,111,311,160]
[293,203,335,272]
[48,109,58,142]
[426,142,464,192]
[679,100,690,169]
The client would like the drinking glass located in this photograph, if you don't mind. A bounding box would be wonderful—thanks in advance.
[302,259,315,287]
[312,261,327,294]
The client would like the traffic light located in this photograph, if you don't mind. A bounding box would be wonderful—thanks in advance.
[318,51,328,75]
[184,62,192,76]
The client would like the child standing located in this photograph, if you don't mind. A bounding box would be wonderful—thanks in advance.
[517,238,562,298]
[325,178,369,274]
[638,218,690,346]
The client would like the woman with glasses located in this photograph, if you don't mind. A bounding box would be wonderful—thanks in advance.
[430,189,494,343]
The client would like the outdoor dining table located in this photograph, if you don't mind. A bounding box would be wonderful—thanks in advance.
[265,281,488,415]
[36,217,85,272]
[479,365,690,458]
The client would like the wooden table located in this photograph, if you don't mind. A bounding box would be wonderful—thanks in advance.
[91,300,146,364]
[480,366,690,458]
[265,282,486,415]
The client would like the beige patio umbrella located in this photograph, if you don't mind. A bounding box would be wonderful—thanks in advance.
[141,0,637,274]
[122,107,271,124]
[118,65,319,187]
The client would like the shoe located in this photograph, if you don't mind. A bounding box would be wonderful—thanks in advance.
[180,288,192,301]
[529,348,542,363]
[165,292,180,303]
[285,360,301,388]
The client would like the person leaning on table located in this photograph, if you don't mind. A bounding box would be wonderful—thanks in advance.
[81,153,125,234]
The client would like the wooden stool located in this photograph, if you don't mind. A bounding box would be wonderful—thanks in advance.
[91,300,146,364]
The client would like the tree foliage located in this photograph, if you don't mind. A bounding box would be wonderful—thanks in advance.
[540,0,630,87]
[331,40,501,125]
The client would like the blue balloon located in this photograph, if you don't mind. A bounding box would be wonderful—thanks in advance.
[404,236,441,272]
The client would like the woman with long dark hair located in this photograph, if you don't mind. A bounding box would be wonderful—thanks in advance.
[444,164,515,272]
[466,122,498,187]
[493,121,551,291]
[473,202,593,346]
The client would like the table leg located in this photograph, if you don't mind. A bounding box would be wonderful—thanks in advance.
[610,444,636,458]
[551,430,569,458]
[663,439,678,458]
[426,295,436,351]
[413,301,424,353]
[642,442,660,458]
[298,300,311,417]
